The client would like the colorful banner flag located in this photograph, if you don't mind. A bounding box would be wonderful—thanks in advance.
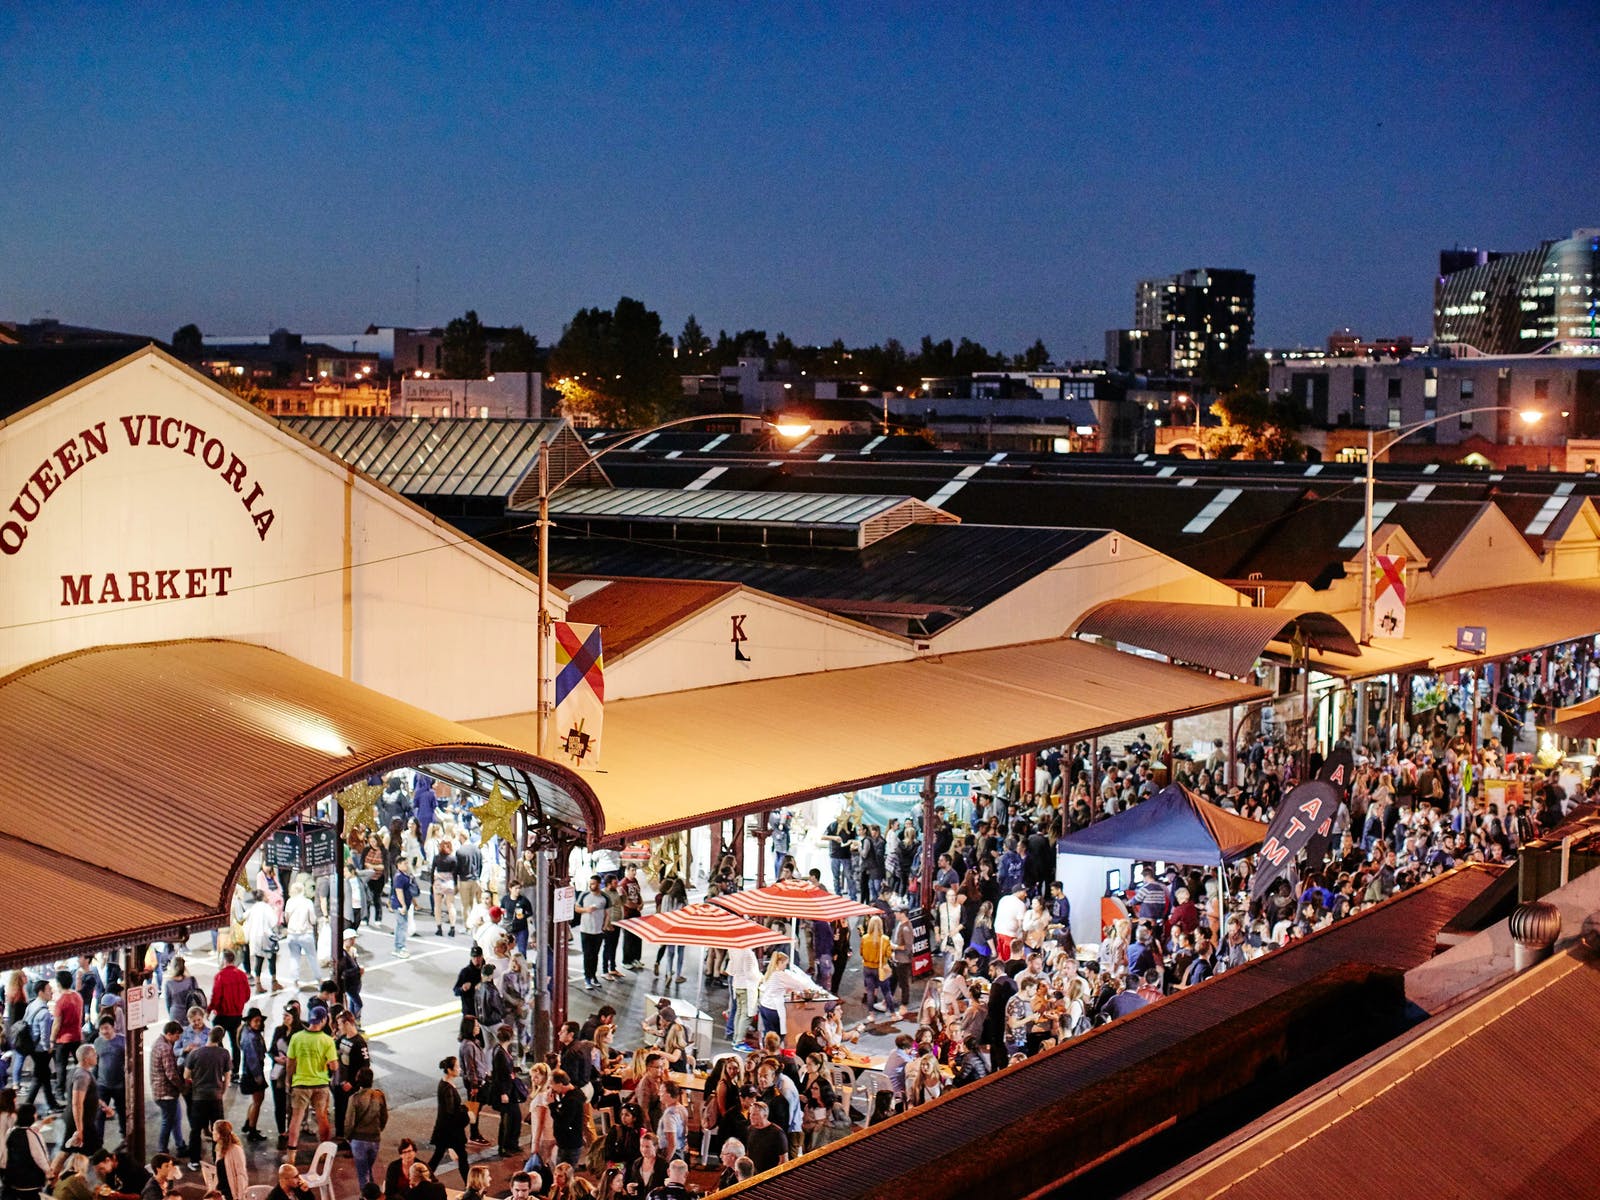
[1249,780,1341,903]
[550,621,604,769]
[1372,553,1407,639]
[1300,747,1353,870]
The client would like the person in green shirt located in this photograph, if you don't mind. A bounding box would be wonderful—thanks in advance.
[285,1007,339,1152]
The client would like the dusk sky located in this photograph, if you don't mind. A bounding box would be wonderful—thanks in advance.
[3,4,1594,358]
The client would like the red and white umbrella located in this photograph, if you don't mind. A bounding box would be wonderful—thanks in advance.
[616,902,791,950]
[712,878,880,922]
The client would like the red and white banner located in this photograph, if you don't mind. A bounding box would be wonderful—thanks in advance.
[1372,554,1406,639]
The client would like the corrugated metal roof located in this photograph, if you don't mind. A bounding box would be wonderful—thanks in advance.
[1144,939,1600,1200]
[562,578,741,659]
[1073,600,1360,676]
[719,866,1502,1200]
[474,635,1267,845]
[0,639,601,970]
[284,416,587,499]
[543,486,958,546]
[531,524,1106,622]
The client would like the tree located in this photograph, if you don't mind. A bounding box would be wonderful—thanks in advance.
[171,323,203,360]
[678,314,710,366]
[548,296,681,427]
[441,310,488,378]
[491,326,542,373]
[1019,338,1051,370]
[1204,388,1308,461]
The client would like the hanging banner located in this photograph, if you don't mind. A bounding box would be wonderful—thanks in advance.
[1249,780,1342,903]
[550,621,604,768]
[1300,748,1353,870]
[1372,554,1407,638]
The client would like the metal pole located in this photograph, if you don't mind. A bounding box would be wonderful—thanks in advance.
[333,808,345,1009]
[536,453,550,754]
[533,841,552,1059]
[755,812,769,888]
[551,840,572,1032]
[1226,705,1237,789]
[1361,426,1375,644]
[919,774,937,907]
[126,943,149,1164]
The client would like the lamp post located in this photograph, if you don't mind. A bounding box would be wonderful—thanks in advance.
[1358,405,1543,644]
[534,411,812,750]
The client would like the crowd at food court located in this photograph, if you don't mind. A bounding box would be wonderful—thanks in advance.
[3,683,1596,1200]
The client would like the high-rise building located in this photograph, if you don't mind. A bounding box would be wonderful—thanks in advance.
[1130,267,1255,383]
[1434,229,1600,354]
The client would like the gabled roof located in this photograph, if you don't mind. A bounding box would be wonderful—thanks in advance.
[529,524,1106,631]
[1144,940,1600,1199]
[285,416,604,500]
[541,485,957,548]
[561,578,741,659]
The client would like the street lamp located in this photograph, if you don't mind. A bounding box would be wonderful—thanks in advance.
[534,412,812,749]
[1358,405,1543,643]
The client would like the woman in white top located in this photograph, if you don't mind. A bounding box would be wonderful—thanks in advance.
[755,950,817,1040]
[525,1061,554,1164]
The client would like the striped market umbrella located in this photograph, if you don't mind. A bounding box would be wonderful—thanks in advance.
[616,902,791,950]
[712,877,880,921]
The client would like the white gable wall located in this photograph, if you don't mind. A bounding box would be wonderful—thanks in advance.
[930,532,1248,655]
[606,588,911,699]
[0,350,560,719]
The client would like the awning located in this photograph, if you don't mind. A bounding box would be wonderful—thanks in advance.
[1056,783,1268,866]
[616,902,791,950]
[474,637,1268,845]
[1547,695,1600,739]
[714,878,879,921]
[1299,578,1600,680]
[1073,600,1359,677]
[0,639,601,970]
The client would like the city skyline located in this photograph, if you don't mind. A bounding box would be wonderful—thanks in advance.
[2,4,1594,357]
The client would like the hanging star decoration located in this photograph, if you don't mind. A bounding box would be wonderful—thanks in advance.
[474,780,521,849]
[336,779,382,834]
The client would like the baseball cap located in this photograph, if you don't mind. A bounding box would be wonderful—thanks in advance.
[308,1006,329,1025]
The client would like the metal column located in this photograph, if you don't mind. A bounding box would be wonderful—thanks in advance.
[919,774,937,906]
[125,943,149,1163]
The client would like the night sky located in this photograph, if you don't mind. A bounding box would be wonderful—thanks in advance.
[2,4,1594,357]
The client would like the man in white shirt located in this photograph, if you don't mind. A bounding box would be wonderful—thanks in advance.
[994,886,1026,962]
[723,947,761,1047]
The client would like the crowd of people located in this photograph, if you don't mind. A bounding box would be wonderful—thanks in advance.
[4,693,1595,1200]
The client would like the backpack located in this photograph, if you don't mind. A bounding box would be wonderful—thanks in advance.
[8,1017,34,1056]
[478,982,505,1029]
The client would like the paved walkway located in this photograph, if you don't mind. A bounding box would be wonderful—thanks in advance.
[93,909,913,1197]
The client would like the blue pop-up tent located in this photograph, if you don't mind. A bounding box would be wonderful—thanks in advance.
[1055,784,1267,944]
[1057,783,1267,867]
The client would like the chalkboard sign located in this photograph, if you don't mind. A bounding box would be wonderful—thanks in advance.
[265,821,339,875]
[909,906,933,977]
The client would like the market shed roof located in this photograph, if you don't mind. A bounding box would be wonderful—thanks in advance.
[284,416,605,501]
[474,635,1267,844]
[1141,939,1600,1200]
[0,639,600,970]
[1074,599,1359,676]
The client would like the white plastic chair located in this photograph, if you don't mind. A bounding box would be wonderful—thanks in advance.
[299,1140,338,1200]
[199,1162,217,1193]
[852,1069,891,1121]
[826,1065,856,1123]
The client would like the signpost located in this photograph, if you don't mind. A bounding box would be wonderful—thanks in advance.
[553,884,576,923]
[265,821,338,876]
[124,981,160,1030]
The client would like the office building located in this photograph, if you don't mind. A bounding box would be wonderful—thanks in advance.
[1434,229,1600,354]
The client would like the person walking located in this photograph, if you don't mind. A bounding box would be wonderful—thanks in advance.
[282,882,319,989]
[426,1058,471,1185]
[148,1022,186,1156]
[345,1068,388,1192]
[267,1003,303,1150]
[600,877,624,980]
[391,861,419,960]
[184,1027,232,1170]
[237,1009,268,1143]
[486,1027,523,1157]
[333,1011,370,1141]
[207,951,252,1074]
[431,839,460,938]
[242,892,284,994]
[574,877,607,991]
